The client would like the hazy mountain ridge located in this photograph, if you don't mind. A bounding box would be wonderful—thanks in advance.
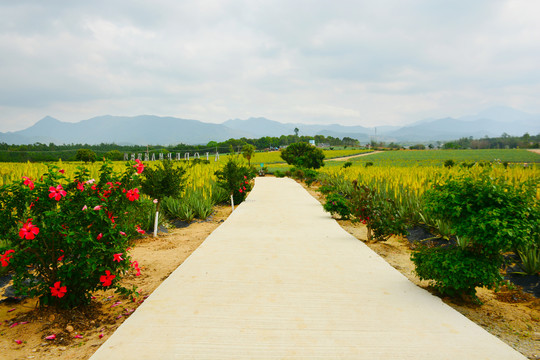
[1,107,538,145]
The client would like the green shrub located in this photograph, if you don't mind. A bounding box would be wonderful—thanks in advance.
[444,159,455,168]
[412,170,539,299]
[280,142,325,169]
[75,149,97,163]
[0,161,143,308]
[323,192,351,220]
[214,157,254,206]
[343,161,352,168]
[140,160,187,235]
[349,180,406,241]
[411,246,503,299]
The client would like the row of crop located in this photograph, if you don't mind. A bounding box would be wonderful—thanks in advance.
[340,149,540,167]
[317,163,539,301]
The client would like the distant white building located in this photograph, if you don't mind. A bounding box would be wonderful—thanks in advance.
[309,140,316,146]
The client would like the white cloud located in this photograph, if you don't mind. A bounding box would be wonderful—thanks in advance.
[1,0,540,132]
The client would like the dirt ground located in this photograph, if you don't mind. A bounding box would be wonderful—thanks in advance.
[0,205,232,360]
[304,183,540,360]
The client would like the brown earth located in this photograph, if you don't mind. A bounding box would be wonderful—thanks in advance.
[0,205,232,360]
[303,182,540,360]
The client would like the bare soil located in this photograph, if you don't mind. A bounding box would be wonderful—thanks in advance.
[0,205,232,360]
[303,182,540,360]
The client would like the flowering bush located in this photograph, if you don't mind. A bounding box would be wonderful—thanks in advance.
[0,160,146,308]
[349,180,406,241]
[214,157,255,205]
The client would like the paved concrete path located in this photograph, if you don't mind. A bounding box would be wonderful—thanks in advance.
[90,177,526,360]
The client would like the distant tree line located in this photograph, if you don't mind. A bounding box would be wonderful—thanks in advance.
[442,133,540,150]
[0,134,361,162]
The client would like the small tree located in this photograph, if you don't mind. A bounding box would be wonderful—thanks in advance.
[214,157,254,210]
[104,149,123,161]
[140,160,186,236]
[76,149,97,163]
[242,144,255,167]
[280,142,325,169]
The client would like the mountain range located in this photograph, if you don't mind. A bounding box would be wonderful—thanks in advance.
[0,106,538,145]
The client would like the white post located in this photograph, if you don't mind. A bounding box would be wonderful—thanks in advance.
[153,211,159,237]
[230,194,235,212]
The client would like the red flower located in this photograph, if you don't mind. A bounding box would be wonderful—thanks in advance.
[135,225,145,234]
[100,270,115,287]
[113,253,124,262]
[239,188,243,193]
[58,169,65,174]
[50,281,67,298]
[97,233,103,240]
[29,197,39,209]
[58,249,64,262]
[1,249,15,267]
[126,188,140,201]
[77,181,85,191]
[22,176,35,190]
[48,185,67,201]
[19,219,39,240]
[131,261,141,276]
[133,159,144,174]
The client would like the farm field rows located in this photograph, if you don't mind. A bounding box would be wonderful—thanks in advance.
[332,149,540,167]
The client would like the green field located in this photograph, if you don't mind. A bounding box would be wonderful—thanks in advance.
[331,149,540,167]
[224,148,371,166]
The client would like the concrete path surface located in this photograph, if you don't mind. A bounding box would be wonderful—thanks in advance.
[90,177,526,360]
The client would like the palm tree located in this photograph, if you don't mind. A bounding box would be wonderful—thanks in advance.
[294,127,299,137]
[242,144,255,167]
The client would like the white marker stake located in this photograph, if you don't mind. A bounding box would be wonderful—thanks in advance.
[230,194,235,212]
[153,211,159,237]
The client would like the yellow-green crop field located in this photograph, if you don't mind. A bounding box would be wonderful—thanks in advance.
[220,148,371,165]
[319,164,540,200]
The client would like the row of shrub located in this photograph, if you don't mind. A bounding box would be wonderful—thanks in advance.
[306,167,539,301]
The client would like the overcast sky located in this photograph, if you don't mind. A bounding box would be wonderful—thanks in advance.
[1,0,539,132]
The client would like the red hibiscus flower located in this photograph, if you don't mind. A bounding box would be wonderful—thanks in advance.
[97,233,103,240]
[131,261,141,276]
[126,188,140,201]
[77,181,85,191]
[19,219,39,240]
[100,270,115,287]
[50,281,67,298]
[135,225,145,234]
[22,176,35,190]
[1,249,15,267]
[48,185,67,201]
[113,253,124,262]
[133,159,144,174]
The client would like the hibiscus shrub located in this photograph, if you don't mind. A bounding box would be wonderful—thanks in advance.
[0,160,146,308]
[214,157,255,205]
